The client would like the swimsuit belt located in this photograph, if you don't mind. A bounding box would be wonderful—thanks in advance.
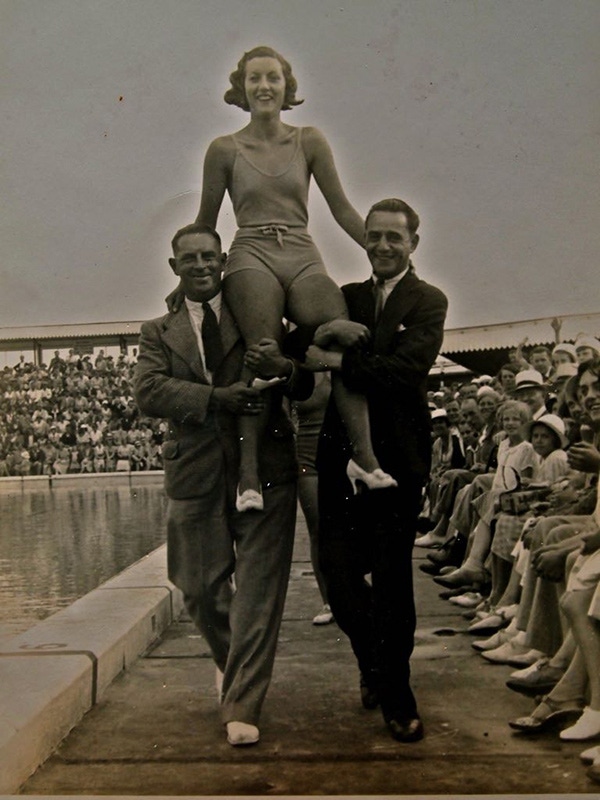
[257,224,289,248]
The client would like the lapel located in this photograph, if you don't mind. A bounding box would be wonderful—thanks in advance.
[161,298,241,381]
[162,305,206,380]
[374,270,423,351]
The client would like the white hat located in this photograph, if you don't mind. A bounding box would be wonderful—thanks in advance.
[552,363,578,381]
[552,342,577,360]
[527,413,568,449]
[476,385,498,398]
[474,374,494,385]
[512,369,546,392]
[431,409,449,420]
[574,334,600,353]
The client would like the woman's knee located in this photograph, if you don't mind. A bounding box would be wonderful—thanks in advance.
[286,274,348,326]
[224,271,285,343]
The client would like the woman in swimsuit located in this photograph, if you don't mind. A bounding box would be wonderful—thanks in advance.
[197,46,396,510]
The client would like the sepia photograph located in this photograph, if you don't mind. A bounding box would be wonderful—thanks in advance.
[1,0,599,796]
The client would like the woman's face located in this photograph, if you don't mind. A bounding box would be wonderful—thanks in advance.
[244,57,285,115]
[477,395,498,421]
[552,352,574,367]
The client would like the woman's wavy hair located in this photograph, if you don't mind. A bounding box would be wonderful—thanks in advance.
[224,46,304,111]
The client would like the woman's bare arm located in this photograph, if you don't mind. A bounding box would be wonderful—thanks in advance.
[302,127,365,247]
[196,136,234,227]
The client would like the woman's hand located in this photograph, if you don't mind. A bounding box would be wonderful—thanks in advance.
[165,283,185,313]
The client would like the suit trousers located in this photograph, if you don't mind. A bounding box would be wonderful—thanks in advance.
[318,468,423,721]
[167,482,297,725]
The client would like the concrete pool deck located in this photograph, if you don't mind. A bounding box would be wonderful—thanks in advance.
[1,495,598,795]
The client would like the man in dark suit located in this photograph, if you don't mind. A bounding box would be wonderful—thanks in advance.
[306,198,448,742]
[134,223,312,747]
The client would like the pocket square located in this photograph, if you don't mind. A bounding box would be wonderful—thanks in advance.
[396,324,407,332]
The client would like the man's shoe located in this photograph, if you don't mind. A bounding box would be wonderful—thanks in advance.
[226,721,260,746]
[312,604,334,625]
[387,716,424,743]
[360,672,380,709]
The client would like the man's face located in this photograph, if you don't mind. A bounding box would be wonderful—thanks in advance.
[530,352,551,374]
[169,232,225,302]
[365,211,418,281]
[578,369,600,427]
[445,401,461,426]
[515,387,545,412]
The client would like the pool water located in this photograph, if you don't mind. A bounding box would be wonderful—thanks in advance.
[0,485,167,643]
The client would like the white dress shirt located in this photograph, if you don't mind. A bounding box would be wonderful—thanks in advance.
[185,294,222,384]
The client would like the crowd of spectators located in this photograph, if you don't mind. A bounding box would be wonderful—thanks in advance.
[0,348,166,476]
[416,334,600,787]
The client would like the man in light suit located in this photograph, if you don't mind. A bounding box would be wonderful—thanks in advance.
[306,198,448,743]
[134,223,312,746]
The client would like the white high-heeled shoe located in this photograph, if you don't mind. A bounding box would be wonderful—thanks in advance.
[346,460,398,494]
[236,485,264,512]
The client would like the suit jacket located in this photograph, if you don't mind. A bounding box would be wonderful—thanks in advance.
[133,300,312,500]
[319,270,448,483]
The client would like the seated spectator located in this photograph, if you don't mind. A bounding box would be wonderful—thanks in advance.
[574,334,600,365]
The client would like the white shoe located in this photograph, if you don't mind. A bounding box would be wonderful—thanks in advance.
[215,667,224,701]
[508,657,549,679]
[312,604,334,625]
[472,628,515,652]
[226,721,260,746]
[580,745,600,765]
[560,707,600,741]
[414,532,446,548]
[449,592,483,608]
[481,640,542,667]
[346,459,398,494]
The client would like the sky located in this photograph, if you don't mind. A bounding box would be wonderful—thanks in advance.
[1,0,599,331]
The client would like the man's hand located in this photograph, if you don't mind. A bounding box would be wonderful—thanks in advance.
[532,545,568,582]
[567,442,600,474]
[212,383,264,415]
[244,339,292,379]
[304,345,342,372]
[313,320,370,349]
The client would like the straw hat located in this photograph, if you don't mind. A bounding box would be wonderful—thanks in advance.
[512,369,546,392]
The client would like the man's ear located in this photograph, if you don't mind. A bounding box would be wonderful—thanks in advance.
[220,252,227,267]
[168,257,178,275]
[410,234,420,253]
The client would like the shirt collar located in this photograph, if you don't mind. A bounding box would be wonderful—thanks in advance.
[185,293,222,318]
[371,264,410,292]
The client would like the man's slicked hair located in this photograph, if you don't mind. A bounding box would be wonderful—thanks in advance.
[365,198,420,236]
[171,223,222,255]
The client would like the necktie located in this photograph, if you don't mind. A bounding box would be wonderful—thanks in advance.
[201,302,223,374]
[373,277,386,323]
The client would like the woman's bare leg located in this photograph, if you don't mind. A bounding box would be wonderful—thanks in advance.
[223,270,285,500]
[287,274,383,476]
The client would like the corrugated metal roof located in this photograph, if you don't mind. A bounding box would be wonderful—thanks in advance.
[0,312,598,352]
[0,321,143,342]
[442,312,600,355]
